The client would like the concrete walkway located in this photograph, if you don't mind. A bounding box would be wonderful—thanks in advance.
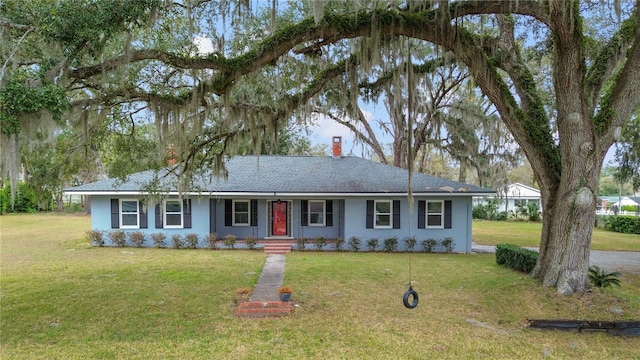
[249,254,286,301]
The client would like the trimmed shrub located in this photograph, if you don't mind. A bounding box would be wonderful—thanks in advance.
[383,237,398,253]
[333,237,345,251]
[314,236,327,251]
[184,233,199,249]
[129,231,146,248]
[367,238,379,251]
[171,234,183,249]
[296,237,307,251]
[495,243,538,273]
[151,233,166,248]
[404,236,417,252]
[109,230,126,247]
[421,238,438,253]
[204,233,218,250]
[495,211,509,221]
[442,237,455,253]
[605,216,640,234]
[87,229,105,247]
[223,234,236,249]
[245,235,257,250]
[348,236,361,252]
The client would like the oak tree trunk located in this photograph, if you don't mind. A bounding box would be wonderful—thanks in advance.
[532,153,600,294]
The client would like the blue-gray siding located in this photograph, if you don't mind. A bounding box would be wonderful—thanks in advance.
[90,195,472,252]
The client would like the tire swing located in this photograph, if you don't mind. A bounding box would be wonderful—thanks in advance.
[403,285,419,309]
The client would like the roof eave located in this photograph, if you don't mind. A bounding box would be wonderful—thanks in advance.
[64,190,496,197]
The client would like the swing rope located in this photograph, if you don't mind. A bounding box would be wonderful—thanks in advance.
[402,39,419,309]
[407,38,414,289]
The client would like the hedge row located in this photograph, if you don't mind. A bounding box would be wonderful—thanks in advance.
[495,243,538,274]
[604,216,640,234]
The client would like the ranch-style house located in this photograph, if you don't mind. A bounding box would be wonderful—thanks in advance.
[65,142,494,252]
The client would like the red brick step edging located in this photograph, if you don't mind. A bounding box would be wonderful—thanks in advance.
[235,301,293,318]
[263,242,293,254]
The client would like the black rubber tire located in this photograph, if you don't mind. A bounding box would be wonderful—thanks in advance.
[403,287,419,309]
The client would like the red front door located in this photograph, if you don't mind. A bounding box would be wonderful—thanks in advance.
[272,201,288,236]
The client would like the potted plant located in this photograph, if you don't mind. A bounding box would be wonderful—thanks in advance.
[278,286,292,302]
[235,287,251,302]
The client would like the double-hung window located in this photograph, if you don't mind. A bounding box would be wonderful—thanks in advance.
[426,200,444,228]
[308,200,325,226]
[164,200,183,228]
[375,200,392,228]
[233,200,250,226]
[120,199,139,228]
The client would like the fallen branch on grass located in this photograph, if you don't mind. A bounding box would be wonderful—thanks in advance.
[527,319,640,336]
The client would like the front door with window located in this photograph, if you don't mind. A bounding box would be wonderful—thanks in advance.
[271,201,288,236]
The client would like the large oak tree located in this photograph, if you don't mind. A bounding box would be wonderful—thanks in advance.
[2,0,639,294]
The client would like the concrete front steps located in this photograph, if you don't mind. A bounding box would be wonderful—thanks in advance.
[263,241,294,254]
[235,301,293,318]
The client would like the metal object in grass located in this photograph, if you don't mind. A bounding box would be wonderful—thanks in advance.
[528,319,640,336]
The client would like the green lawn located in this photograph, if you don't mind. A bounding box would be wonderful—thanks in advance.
[1,214,639,359]
[473,219,640,252]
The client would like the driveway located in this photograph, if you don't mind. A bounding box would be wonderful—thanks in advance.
[472,244,640,275]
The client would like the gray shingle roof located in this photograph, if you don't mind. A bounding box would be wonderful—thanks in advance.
[65,155,494,195]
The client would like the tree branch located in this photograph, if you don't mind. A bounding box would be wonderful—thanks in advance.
[447,1,549,24]
[0,16,34,31]
[584,16,637,111]
[70,49,233,80]
[599,4,640,146]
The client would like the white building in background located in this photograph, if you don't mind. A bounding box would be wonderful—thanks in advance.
[610,196,640,208]
[474,183,541,214]
[599,196,640,216]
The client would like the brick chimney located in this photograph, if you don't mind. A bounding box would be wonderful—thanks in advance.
[332,136,342,159]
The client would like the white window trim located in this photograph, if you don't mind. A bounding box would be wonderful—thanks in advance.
[308,200,326,227]
[233,199,250,226]
[164,199,183,229]
[120,199,139,229]
[374,200,392,229]
[425,200,444,229]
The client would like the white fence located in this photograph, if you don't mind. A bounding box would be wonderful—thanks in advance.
[596,209,640,216]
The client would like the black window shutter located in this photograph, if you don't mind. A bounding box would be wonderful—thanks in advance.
[444,200,452,229]
[155,203,163,229]
[139,201,148,229]
[110,199,119,228]
[366,200,374,228]
[326,200,333,227]
[209,199,216,233]
[417,200,425,229]
[301,200,308,226]
[183,199,192,228]
[393,200,401,229]
[225,199,232,226]
[251,199,258,226]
